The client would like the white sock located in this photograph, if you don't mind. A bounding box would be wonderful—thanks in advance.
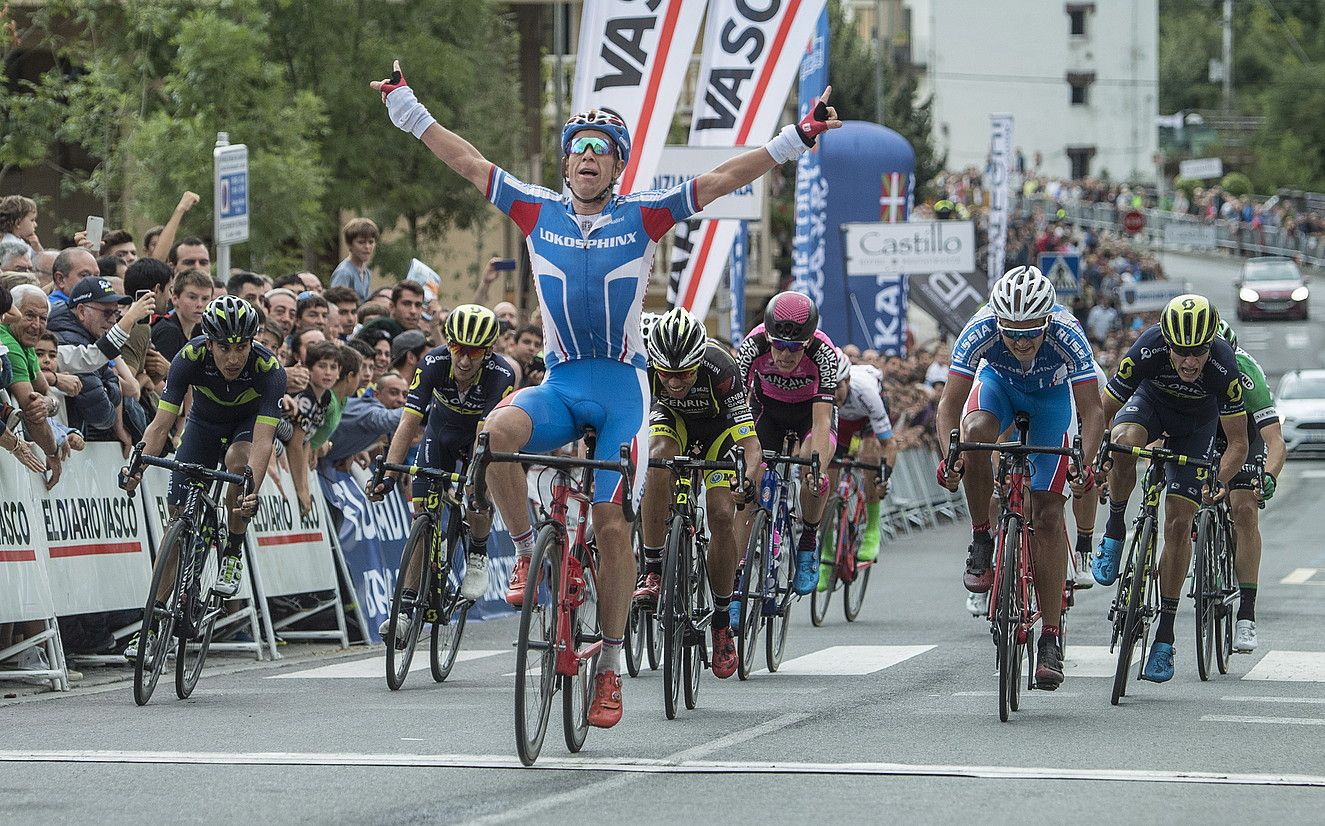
[595,636,623,675]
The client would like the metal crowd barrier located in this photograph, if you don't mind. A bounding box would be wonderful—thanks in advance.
[881,446,967,537]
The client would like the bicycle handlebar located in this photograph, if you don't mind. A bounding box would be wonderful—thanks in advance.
[831,456,891,484]
[120,442,253,500]
[369,455,465,491]
[647,447,752,509]
[467,431,639,523]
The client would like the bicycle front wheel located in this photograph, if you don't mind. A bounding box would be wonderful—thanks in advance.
[995,517,1023,722]
[431,512,467,683]
[661,515,688,720]
[386,514,435,691]
[683,539,709,711]
[562,542,598,753]
[737,509,768,681]
[765,512,794,673]
[1112,517,1155,705]
[134,520,186,706]
[514,525,560,766]
[1194,510,1216,682]
[1215,519,1235,675]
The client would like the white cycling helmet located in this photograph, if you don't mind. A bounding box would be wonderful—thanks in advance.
[989,265,1056,322]
[835,347,851,383]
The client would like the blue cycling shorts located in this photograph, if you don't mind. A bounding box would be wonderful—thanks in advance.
[503,358,648,505]
[965,364,1074,496]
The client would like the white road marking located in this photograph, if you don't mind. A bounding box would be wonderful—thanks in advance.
[1201,714,1324,727]
[1243,651,1325,682]
[268,650,504,679]
[470,712,812,825]
[1297,470,1325,479]
[2,749,1323,787]
[1062,645,1120,678]
[1286,331,1311,349]
[1280,567,1318,584]
[1221,695,1325,705]
[756,645,934,676]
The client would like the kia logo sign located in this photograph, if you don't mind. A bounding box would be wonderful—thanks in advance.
[842,220,976,276]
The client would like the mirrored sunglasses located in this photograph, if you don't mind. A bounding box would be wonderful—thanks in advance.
[770,339,805,352]
[569,136,615,156]
[996,322,1048,341]
[448,342,489,359]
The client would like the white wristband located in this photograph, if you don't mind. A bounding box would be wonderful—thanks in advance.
[764,124,809,165]
[384,87,438,139]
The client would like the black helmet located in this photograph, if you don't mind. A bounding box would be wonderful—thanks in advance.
[763,291,819,342]
[200,295,260,343]
[646,307,708,371]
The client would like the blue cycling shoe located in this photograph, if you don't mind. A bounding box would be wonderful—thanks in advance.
[1142,642,1175,682]
[1092,536,1124,586]
[793,551,818,595]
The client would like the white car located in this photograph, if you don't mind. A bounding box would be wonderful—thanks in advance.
[1277,369,1325,456]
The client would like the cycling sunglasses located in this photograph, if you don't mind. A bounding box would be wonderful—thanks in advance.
[770,339,805,352]
[448,342,490,360]
[1169,343,1211,358]
[996,321,1049,341]
[655,365,699,378]
[568,136,615,156]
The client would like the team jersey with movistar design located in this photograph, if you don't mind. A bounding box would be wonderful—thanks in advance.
[949,305,1097,393]
[404,346,516,432]
[486,166,700,371]
[1105,326,1245,417]
[159,337,286,427]
[649,342,754,425]
[736,324,839,406]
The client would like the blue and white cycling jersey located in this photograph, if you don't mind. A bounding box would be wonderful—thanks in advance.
[948,305,1097,392]
[486,166,700,370]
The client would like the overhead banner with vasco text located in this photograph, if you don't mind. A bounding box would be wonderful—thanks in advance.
[571,0,708,195]
[671,0,827,318]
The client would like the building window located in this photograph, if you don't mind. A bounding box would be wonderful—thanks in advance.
[1066,3,1095,37]
[1067,72,1095,106]
[1066,146,1096,179]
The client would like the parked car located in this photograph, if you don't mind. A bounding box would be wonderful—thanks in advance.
[1236,256,1309,321]
[1277,369,1325,457]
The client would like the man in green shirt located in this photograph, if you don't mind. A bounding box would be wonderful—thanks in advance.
[1216,320,1286,654]
[1,284,63,487]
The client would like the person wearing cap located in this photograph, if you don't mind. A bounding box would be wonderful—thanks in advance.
[46,276,139,445]
[389,329,427,378]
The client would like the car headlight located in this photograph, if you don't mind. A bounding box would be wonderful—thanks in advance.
[1292,286,1309,301]
[1239,287,1260,302]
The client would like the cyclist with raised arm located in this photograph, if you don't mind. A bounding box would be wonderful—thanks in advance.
[372,60,839,727]
[735,291,840,600]
[820,349,896,590]
[935,266,1102,689]
[637,308,762,679]
[369,305,515,639]
[1214,320,1284,653]
[1092,295,1248,683]
[120,296,286,659]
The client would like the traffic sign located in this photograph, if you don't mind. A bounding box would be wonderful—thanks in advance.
[1122,210,1145,234]
[1038,252,1081,298]
[214,137,249,246]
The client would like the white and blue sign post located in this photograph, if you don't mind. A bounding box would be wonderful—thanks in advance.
[1038,252,1081,300]
[213,132,249,277]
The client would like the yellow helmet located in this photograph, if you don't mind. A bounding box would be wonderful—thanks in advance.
[1160,294,1219,349]
[445,304,499,348]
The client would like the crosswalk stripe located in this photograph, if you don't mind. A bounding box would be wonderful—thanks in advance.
[1062,645,1120,678]
[757,645,934,676]
[269,650,505,679]
[1221,695,1325,705]
[1242,651,1325,683]
[1201,714,1325,727]
[1280,568,1318,585]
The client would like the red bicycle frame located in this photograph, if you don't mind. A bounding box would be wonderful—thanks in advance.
[986,462,1040,643]
[544,469,602,677]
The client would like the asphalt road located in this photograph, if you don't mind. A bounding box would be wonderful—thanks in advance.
[4,251,1322,824]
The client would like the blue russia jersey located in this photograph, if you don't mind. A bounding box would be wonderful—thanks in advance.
[948,305,1097,393]
[486,167,700,370]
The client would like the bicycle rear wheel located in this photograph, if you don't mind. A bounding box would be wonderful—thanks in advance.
[386,514,435,691]
[661,515,688,720]
[810,497,842,626]
[765,511,794,672]
[562,542,598,753]
[134,520,186,706]
[1194,511,1216,682]
[737,509,768,680]
[625,517,645,678]
[431,513,467,683]
[1112,518,1154,705]
[514,526,560,766]
[995,517,1023,722]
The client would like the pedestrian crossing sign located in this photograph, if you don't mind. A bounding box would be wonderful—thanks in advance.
[1038,252,1081,298]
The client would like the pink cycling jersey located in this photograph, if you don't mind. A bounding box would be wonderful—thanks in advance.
[736,325,839,406]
